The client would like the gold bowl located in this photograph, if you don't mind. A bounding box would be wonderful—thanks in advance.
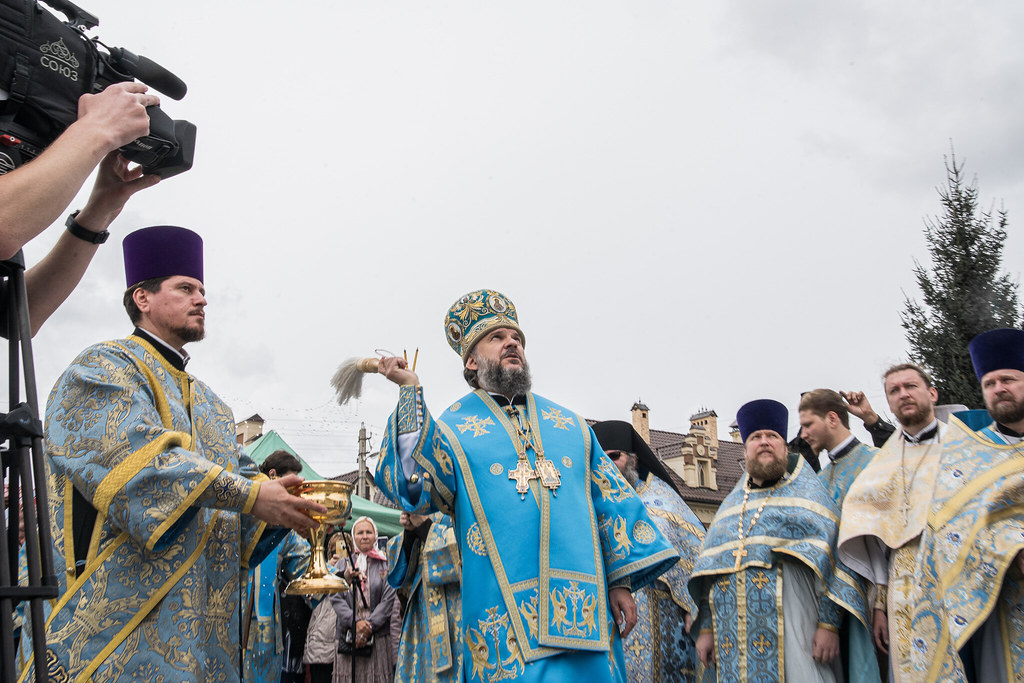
[285,480,354,595]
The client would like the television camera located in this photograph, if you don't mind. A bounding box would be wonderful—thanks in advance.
[0,0,195,177]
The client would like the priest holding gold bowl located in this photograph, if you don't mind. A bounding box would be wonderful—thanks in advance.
[23,225,326,683]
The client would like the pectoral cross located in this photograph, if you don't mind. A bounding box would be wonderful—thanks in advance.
[732,547,747,571]
[509,460,537,499]
[900,500,912,526]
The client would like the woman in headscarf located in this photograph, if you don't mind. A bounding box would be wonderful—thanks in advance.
[330,516,396,683]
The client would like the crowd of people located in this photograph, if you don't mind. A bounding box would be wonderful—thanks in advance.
[1,83,1021,683]
[4,243,1022,682]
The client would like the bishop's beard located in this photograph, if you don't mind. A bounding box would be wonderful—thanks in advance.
[476,355,532,398]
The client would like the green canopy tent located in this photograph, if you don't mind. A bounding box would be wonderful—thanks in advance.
[243,429,402,537]
[342,495,402,538]
[244,429,325,479]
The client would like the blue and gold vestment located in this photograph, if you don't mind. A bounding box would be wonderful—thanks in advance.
[841,417,1024,682]
[689,455,872,683]
[376,387,679,682]
[21,336,285,683]
[817,442,882,683]
[244,529,311,683]
[626,474,707,683]
[388,513,463,683]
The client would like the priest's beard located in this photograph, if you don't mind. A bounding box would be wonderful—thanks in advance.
[173,324,205,343]
[893,399,933,433]
[989,396,1024,427]
[746,450,787,483]
[476,355,532,398]
[621,459,640,487]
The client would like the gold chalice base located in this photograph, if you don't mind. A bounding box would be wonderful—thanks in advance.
[284,480,354,596]
[285,573,350,595]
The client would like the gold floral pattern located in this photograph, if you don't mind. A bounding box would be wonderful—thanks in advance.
[632,520,656,545]
[458,415,495,438]
[467,523,487,556]
[541,407,574,430]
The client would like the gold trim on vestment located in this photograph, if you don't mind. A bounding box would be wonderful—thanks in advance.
[242,519,268,570]
[647,507,706,541]
[828,566,869,630]
[716,497,839,527]
[18,531,130,682]
[62,475,75,578]
[940,501,1024,593]
[477,391,542,507]
[737,575,747,681]
[79,511,222,682]
[438,420,559,661]
[240,476,267,568]
[146,463,219,553]
[776,567,785,681]
[938,501,1024,653]
[693,536,833,576]
[103,341,209,556]
[413,401,455,513]
[934,456,1024,528]
[947,414,1024,451]
[243,477,263,514]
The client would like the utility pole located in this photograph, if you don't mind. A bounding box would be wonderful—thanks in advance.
[357,423,368,499]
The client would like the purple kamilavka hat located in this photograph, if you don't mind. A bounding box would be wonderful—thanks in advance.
[736,399,788,442]
[969,328,1024,380]
[122,226,203,288]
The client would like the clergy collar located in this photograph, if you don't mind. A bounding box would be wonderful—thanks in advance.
[902,418,939,445]
[828,435,859,462]
[996,422,1024,440]
[748,476,781,489]
[490,393,527,407]
[133,327,190,371]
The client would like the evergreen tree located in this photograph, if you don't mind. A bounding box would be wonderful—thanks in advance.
[901,151,1023,408]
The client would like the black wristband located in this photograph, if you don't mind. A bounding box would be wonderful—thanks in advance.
[65,210,109,245]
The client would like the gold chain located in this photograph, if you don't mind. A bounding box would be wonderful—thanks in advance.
[738,477,783,541]
[899,437,934,522]
[732,475,785,570]
[505,406,541,458]
[505,404,561,494]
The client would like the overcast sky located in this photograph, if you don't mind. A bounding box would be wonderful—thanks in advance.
[14,0,1024,477]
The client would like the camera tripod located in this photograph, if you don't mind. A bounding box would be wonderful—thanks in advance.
[0,253,58,683]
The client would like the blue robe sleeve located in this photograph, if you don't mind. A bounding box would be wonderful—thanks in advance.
[279,529,312,581]
[374,385,456,516]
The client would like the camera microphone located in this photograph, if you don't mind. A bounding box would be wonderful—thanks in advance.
[108,47,186,101]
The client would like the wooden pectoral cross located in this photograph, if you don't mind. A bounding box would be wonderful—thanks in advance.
[732,546,747,571]
[509,460,537,499]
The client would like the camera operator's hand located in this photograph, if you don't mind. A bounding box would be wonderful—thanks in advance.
[77,82,159,151]
[0,82,159,259]
[23,149,162,335]
[79,150,161,227]
[0,81,164,335]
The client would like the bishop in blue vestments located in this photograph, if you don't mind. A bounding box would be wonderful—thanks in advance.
[372,289,679,683]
